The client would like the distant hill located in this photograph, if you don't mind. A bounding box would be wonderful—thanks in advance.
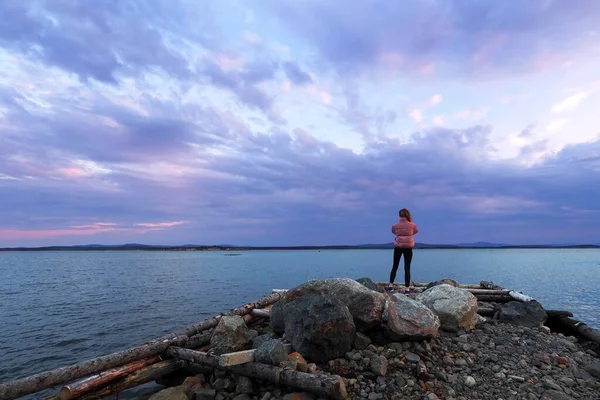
[457,242,508,247]
[2,242,599,251]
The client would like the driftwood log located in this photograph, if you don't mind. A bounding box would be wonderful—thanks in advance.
[165,347,348,399]
[76,360,184,400]
[58,357,161,400]
[553,316,600,345]
[0,292,282,400]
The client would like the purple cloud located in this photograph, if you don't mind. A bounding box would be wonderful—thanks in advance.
[282,62,313,85]
[261,0,600,77]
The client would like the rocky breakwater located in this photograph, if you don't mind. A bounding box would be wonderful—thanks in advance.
[150,277,600,400]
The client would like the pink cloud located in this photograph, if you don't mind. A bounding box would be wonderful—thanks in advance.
[135,221,189,228]
[0,221,189,241]
[428,94,443,107]
[408,108,423,123]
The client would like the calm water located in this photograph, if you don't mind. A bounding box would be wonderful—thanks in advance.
[1,249,599,398]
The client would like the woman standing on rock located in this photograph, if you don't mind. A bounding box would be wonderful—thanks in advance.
[387,208,419,295]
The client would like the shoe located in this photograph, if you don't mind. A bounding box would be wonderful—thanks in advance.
[386,284,394,292]
[404,287,412,295]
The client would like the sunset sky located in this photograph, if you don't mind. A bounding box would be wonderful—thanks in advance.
[1,0,600,247]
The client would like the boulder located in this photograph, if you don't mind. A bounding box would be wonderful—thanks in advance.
[210,316,253,355]
[252,333,280,349]
[279,278,385,331]
[283,293,356,362]
[497,301,547,328]
[382,295,440,340]
[584,361,600,379]
[270,302,285,333]
[148,386,189,400]
[426,278,460,289]
[254,339,288,366]
[354,332,372,350]
[356,277,384,293]
[416,284,478,332]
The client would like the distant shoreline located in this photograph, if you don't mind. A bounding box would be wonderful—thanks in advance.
[2,244,600,251]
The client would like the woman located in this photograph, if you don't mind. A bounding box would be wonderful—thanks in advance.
[387,208,419,294]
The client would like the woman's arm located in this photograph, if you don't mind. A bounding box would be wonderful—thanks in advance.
[413,223,419,234]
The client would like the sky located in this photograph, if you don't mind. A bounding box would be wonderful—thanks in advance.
[1,0,600,247]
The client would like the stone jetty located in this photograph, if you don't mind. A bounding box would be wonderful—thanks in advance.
[145,277,600,400]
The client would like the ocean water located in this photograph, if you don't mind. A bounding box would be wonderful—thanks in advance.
[1,248,599,398]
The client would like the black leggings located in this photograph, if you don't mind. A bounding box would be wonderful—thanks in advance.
[390,247,413,287]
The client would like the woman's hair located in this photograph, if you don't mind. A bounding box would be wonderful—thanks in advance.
[399,208,412,222]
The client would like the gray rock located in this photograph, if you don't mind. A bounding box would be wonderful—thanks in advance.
[404,351,421,363]
[210,316,253,355]
[426,278,460,289]
[540,390,572,400]
[194,388,216,400]
[260,393,272,400]
[354,332,372,350]
[416,284,478,332]
[148,387,189,400]
[232,395,251,400]
[382,294,440,340]
[497,301,547,328]
[213,378,225,391]
[223,378,236,392]
[235,376,253,394]
[278,278,386,331]
[283,293,356,362]
[395,375,406,387]
[356,277,384,293]
[370,355,388,376]
[585,361,600,379]
[255,339,288,366]
[252,333,280,349]
[465,376,477,388]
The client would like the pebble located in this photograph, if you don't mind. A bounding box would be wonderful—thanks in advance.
[465,376,477,388]
[404,351,421,363]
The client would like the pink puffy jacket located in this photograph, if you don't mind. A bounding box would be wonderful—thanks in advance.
[392,217,419,248]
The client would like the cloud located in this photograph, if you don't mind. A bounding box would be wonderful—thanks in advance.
[429,94,443,107]
[547,119,568,132]
[408,108,423,123]
[260,0,600,77]
[551,91,592,114]
[282,62,313,85]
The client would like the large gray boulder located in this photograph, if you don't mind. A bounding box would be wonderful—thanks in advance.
[497,301,547,328]
[270,302,285,333]
[283,293,356,362]
[277,278,385,331]
[210,315,253,355]
[382,295,440,340]
[416,284,478,332]
[355,277,384,293]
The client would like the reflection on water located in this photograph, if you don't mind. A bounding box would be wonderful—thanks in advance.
[1,248,598,398]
